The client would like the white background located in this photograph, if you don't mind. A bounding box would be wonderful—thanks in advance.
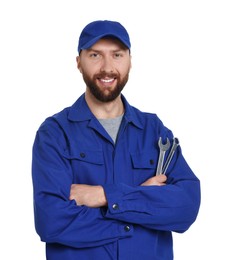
[1,0,233,259]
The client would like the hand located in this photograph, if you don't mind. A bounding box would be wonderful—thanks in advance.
[69,184,107,207]
[141,174,167,186]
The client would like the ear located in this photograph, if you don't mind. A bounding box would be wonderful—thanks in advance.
[76,56,82,73]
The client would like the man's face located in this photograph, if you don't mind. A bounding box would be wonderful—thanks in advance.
[77,38,131,102]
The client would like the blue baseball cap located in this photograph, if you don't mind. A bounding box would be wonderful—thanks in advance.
[78,20,131,53]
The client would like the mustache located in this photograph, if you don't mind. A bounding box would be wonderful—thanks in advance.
[95,72,119,78]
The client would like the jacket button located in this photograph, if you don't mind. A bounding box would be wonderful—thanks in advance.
[124,225,131,232]
[80,152,85,158]
[112,203,119,210]
[150,159,154,165]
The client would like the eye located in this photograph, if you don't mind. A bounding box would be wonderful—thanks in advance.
[89,52,100,59]
[114,52,123,58]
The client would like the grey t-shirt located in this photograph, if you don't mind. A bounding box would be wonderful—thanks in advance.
[98,114,123,143]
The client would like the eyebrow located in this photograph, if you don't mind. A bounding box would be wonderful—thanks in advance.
[87,48,125,53]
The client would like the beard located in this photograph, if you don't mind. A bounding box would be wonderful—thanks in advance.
[82,71,129,102]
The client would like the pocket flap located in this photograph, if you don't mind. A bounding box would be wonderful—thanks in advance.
[63,149,104,165]
[131,150,157,169]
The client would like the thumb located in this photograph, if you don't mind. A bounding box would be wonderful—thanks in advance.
[156,174,167,183]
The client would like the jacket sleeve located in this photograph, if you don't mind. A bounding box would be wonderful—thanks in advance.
[102,146,201,233]
[32,122,133,249]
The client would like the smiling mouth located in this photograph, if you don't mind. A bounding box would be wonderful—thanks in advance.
[96,72,118,86]
[100,78,115,83]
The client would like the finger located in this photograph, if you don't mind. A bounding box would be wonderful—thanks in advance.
[156,174,167,183]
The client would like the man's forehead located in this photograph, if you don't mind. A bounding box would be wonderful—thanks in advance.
[89,37,128,50]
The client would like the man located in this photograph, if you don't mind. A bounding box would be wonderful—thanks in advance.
[32,20,201,260]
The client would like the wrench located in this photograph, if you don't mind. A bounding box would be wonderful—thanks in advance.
[156,137,171,175]
[162,137,180,174]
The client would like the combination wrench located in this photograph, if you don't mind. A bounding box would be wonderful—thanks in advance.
[162,137,180,174]
[155,137,171,175]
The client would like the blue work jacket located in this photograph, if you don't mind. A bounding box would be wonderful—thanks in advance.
[32,94,201,260]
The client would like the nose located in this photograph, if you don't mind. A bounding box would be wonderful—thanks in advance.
[100,56,114,73]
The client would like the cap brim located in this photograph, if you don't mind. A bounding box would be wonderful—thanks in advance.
[80,33,130,51]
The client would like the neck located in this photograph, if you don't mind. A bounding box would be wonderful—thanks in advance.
[85,91,124,119]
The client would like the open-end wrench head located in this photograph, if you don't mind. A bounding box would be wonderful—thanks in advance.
[174,137,179,145]
[158,137,171,151]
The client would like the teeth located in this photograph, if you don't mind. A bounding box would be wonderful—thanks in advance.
[101,78,114,83]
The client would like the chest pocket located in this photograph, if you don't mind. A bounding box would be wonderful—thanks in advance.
[131,150,157,185]
[63,148,105,185]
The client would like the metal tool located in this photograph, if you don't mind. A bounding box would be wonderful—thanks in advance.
[156,137,171,175]
[162,137,180,174]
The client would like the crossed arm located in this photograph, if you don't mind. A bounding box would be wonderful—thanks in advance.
[69,174,167,208]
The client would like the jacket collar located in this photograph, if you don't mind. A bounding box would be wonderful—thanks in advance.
[68,93,143,129]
